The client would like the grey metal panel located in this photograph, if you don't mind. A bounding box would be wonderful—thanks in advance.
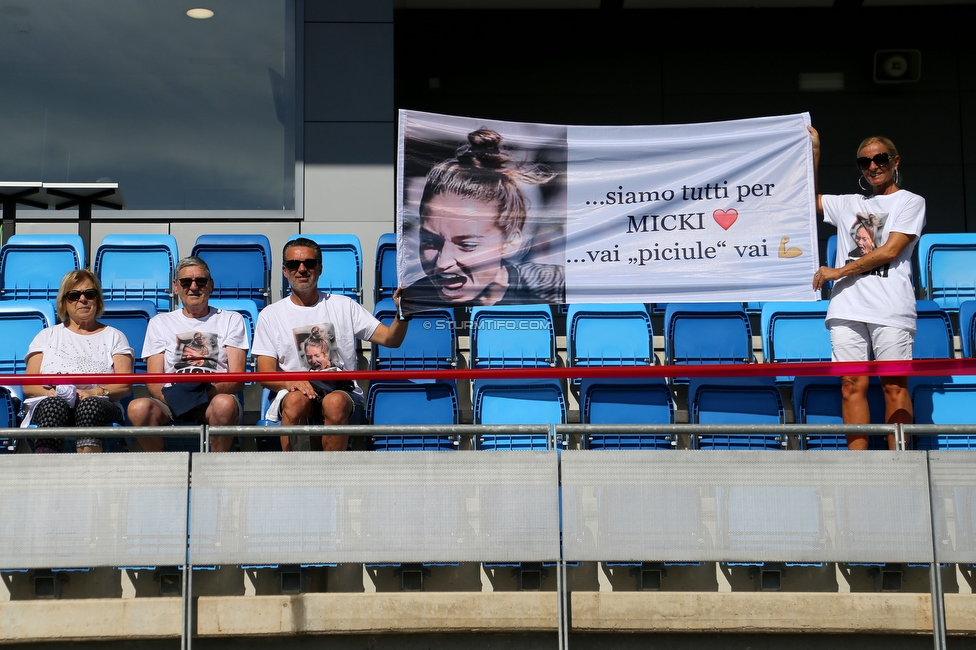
[561,450,933,564]
[189,451,559,565]
[0,453,189,570]
[929,451,976,564]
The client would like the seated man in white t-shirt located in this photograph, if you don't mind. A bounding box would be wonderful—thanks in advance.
[251,237,408,452]
[127,256,249,452]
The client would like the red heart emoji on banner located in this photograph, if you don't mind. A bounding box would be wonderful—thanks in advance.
[713,209,738,230]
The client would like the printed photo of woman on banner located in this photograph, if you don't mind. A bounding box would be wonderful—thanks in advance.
[398,112,568,314]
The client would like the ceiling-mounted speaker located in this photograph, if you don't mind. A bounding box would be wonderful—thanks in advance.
[874,50,921,84]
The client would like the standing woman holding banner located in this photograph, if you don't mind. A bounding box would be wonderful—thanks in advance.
[809,127,926,450]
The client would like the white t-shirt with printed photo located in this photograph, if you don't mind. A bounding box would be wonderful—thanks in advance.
[251,292,380,395]
[822,189,926,333]
[142,307,248,376]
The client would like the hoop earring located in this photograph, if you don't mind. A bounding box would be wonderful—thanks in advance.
[858,176,870,192]
[893,168,901,186]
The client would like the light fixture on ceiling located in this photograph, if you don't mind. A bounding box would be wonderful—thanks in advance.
[186,8,214,19]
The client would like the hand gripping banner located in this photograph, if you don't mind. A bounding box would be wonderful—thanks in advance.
[397,110,818,315]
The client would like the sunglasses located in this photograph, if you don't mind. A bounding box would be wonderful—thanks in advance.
[66,289,99,301]
[176,276,210,289]
[283,258,320,271]
[856,152,894,170]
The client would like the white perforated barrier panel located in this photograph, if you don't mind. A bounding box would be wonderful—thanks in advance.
[561,450,934,564]
[929,451,976,564]
[189,451,560,565]
[0,453,190,569]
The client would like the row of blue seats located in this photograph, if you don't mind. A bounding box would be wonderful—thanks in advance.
[7,230,976,316]
[0,233,368,310]
[0,295,966,382]
[5,371,972,452]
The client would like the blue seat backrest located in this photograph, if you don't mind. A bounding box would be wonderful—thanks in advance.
[911,376,976,450]
[914,300,954,359]
[0,300,57,376]
[0,234,85,301]
[100,300,158,373]
[191,234,272,308]
[825,234,837,269]
[366,379,458,451]
[207,299,259,372]
[567,303,653,367]
[581,377,673,424]
[207,298,258,349]
[689,377,783,450]
[285,234,362,302]
[470,304,555,369]
[664,303,752,375]
[371,299,456,370]
[960,300,976,358]
[917,233,976,310]
[760,301,830,365]
[94,234,179,311]
[374,232,398,304]
[473,378,565,450]
[0,386,18,428]
[793,376,889,449]
[581,377,675,450]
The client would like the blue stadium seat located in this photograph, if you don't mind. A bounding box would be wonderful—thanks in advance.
[0,299,56,377]
[917,233,976,311]
[959,300,976,358]
[792,376,889,449]
[99,300,158,373]
[371,298,456,370]
[284,234,362,302]
[208,298,259,372]
[0,234,85,301]
[760,301,830,383]
[567,303,653,372]
[825,234,837,269]
[0,300,56,431]
[191,234,272,308]
[911,376,976,450]
[470,304,555,369]
[581,377,674,449]
[914,300,954,359]
[689,377,784,450]
[94,234,179,311]
[207,298,258,349]
[374,232,398,304]
[0,386,20,452]
[473,379,565,450]
[256,386,278,427]
[366,379,458,451]
[664,303,752,384]
[568,304,668,447]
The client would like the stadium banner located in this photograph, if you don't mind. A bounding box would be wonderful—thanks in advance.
[397,109,818,315]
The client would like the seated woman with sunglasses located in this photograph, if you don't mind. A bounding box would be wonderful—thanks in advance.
[22,270,133,453]
[809,128,926,450]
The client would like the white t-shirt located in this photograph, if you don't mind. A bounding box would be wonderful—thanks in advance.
[142,307,248,376]
[251,292,379,393]
[27,323,133,391]
[822,189,926,333]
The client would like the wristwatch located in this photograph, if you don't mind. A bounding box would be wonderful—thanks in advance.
[98,386,109,397]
